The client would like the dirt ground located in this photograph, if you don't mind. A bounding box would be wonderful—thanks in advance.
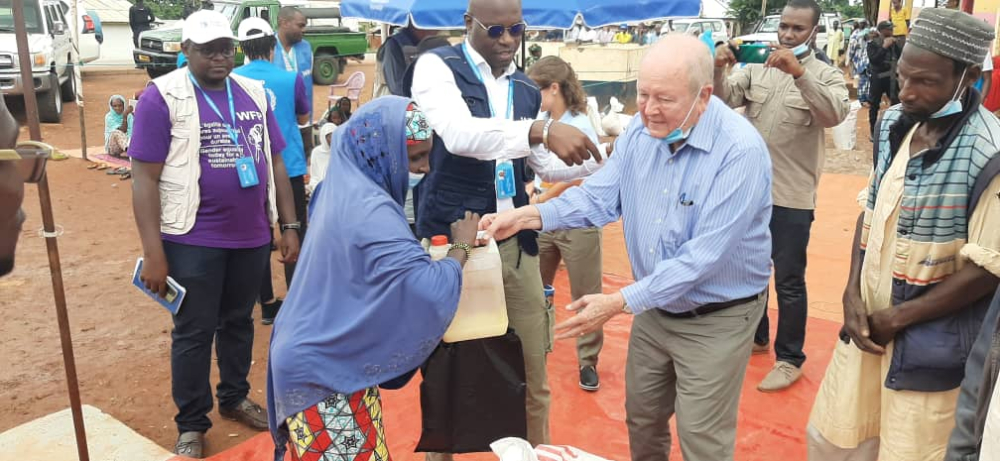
[0,61,377,455]
[0,60,874,457]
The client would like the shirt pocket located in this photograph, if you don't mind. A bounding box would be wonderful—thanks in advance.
[781,95,813,127]
[660,183,701,253]
[745,86,770,119]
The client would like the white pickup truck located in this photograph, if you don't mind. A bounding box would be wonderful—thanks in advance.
[0,0,101,122]
[735,13,841,55]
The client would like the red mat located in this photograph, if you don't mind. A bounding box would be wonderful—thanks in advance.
[176,270,840,461]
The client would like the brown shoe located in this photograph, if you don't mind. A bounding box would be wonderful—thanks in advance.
[219,398,269,431]
[174,431,205,459]
[757,361,802,392]
[752,342,770,355]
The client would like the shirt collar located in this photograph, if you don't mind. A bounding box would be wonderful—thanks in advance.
[463,39,517,81]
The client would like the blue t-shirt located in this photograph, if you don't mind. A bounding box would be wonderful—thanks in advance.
[233,60,311,177]
[273,39,314,121]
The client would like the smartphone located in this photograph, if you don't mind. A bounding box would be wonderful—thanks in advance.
[734,43,772,64]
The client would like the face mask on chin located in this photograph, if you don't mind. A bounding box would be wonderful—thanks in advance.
[928,67,968,119]
[662,90,702,144]
[790,28,817,57]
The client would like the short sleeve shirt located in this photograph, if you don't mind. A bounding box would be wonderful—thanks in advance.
[890,6,910,36]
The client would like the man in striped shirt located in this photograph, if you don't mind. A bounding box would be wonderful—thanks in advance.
[481,34,773,461]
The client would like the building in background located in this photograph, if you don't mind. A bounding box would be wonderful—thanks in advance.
[83,0,164,67]
[877,0,1000,51]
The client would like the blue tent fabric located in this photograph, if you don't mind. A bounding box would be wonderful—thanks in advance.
[340,0,700,29]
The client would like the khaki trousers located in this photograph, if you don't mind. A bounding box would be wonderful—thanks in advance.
[426,239,550,461]
[538,227,604,367]
[625,293,765,461]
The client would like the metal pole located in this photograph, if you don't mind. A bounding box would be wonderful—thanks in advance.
[70,0,87,161]
[12,1,90,461]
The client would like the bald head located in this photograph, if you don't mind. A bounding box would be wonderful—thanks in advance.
[468,0,521,17]
[637,33,714,140]
[641,33,713,94]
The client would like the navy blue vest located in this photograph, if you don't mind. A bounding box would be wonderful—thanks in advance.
[405,44,541,255]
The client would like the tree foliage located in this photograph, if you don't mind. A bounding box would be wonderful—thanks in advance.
[129,0,185,21]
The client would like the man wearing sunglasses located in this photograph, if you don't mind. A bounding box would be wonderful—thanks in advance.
[407,0,605,458]
[129,10,301,458]
[0,94,24,278]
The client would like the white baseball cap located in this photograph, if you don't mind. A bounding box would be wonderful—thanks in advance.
[237,17,274,41]
[182,10,236,45]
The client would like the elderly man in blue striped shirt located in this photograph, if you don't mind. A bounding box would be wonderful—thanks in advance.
[481,33,773,461]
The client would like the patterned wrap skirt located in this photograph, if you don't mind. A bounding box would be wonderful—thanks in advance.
[286,387,391,461]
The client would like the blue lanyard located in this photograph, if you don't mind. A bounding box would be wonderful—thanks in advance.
[462,43,514,120]
[188,73,240,149]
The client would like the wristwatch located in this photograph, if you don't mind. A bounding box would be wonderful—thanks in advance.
[622,298,633,315]
[280,222,302,232]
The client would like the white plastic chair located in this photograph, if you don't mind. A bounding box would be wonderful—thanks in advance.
[328,71,366,109]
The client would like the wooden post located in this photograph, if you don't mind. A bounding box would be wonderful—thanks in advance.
[12,1,91,460]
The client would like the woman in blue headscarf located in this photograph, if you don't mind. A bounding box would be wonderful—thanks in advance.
[266,96,480,461]
[104,95,133,158]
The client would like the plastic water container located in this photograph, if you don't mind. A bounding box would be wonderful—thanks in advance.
[442,239,509,343]
[428,235,450,261]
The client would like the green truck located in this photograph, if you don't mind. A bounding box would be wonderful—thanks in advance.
[133,0,368,84]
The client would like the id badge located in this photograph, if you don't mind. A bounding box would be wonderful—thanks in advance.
[235,156,260,188]
[495,160,516,199]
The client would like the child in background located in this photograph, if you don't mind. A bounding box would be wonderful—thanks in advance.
[307,109,344,195]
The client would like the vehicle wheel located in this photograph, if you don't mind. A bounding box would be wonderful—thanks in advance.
[313,54,340,86]
[60,64,76,103]
[146,66,171,79]
[38,74,62,123]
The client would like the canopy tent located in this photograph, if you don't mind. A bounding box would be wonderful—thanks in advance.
[340,0,702,29]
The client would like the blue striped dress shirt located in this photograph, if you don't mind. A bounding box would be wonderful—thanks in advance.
[536,96,773,314]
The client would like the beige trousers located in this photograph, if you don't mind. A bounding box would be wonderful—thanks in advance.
[538,227,604,367]
[625,293,765,461]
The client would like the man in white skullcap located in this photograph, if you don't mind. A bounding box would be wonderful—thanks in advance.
[807,7,1000,461]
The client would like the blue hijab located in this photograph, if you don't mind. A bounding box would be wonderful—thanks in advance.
[266,96,462,459]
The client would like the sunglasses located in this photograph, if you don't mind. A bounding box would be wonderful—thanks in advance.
[0,141,54,184]
[467,15,527,39]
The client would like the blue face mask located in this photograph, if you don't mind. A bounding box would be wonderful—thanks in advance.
[790,28,817,57]
[929,67,968,119]
[662,91,701,144]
